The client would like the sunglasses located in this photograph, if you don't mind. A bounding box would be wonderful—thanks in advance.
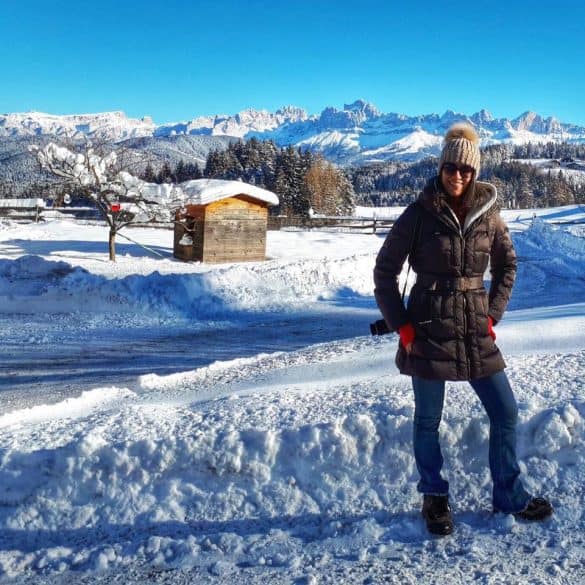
[442,163,475,177]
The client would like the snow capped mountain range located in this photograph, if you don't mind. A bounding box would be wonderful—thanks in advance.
[0,111,156,142]
[2,100,585,165]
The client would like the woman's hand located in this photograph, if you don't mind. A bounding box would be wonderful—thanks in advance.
[488,316,496,341]
[399,322,416,354]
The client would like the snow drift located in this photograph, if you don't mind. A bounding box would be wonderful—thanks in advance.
[0,219,583,321]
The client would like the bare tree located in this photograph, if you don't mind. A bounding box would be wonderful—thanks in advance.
[305,157,355,216]
[30,142,175,261]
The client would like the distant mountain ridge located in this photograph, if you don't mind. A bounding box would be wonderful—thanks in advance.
[2,100,585,165]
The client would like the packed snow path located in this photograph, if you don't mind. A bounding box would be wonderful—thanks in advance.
[0,307,373,412]
[0,208,584,583]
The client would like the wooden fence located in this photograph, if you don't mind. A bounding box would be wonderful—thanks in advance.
[267,215,395,233]
[0,199,45,222]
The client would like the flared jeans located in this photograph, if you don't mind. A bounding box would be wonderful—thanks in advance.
[412,370,530,513]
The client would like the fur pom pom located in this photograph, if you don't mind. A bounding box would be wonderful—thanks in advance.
[444,123,479,145]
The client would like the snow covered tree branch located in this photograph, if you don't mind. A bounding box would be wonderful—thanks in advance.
[30,142,169,261]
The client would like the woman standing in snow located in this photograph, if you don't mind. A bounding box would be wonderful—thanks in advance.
[373,123,553,536]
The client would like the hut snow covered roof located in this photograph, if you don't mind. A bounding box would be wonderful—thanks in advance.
[179,179,279,207]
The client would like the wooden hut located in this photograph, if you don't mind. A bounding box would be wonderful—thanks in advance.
[173,179,279,263]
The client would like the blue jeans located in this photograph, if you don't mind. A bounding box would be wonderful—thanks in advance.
[412,371,530,513]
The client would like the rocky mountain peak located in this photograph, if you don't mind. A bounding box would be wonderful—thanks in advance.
[513,111,562,134]
[275,106,308,121]
[472,109,494,125]
[344,99,380,118]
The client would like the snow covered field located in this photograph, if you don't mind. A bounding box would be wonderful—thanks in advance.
[0,205,584,584]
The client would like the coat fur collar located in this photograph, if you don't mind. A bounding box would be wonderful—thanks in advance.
[417,177,499,231]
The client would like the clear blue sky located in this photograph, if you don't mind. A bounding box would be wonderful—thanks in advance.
[2,0,584,125]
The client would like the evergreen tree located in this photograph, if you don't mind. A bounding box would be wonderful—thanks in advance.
[516,173,534,208]
[143,163,157,183]
[157,161,173,183]
[183,162,202,181]
[174,160,186,183]
[204,150,225,177]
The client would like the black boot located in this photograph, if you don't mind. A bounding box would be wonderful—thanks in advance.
[514,497,553,521]
[422,494,454,536]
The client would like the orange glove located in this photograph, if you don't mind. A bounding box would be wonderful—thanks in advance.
[399,323,416,352]
[488,316,496,341]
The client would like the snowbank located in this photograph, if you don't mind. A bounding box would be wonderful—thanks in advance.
[0,335,584,579]
[0,252,376,320]
[510,218,585,310]
[0,217,582,322]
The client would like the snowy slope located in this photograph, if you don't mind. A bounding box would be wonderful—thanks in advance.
[0,207,584,583]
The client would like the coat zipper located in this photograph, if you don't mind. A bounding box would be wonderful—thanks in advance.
[447,205,477,378]
[447,203,472,379]
[462,292,471,378]
[460,227,471,378]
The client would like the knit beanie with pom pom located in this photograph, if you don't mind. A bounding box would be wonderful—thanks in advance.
[438,123,481,177]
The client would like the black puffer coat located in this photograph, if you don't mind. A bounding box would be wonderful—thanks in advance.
[374,179,516,381]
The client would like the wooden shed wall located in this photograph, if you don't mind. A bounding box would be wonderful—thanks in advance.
[202,197,268,263]
[173,196,269,263]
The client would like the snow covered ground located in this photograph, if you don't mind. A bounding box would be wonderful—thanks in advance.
[0,205,584,584]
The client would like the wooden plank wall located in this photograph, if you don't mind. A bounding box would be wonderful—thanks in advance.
[202,197,268,263]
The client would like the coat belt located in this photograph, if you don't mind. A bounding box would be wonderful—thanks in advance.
[416,274,485,291]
